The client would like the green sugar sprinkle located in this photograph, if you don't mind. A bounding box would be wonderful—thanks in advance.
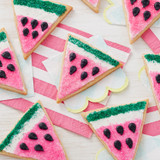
[86,101,147,122]
[14,0,67,16]
[144,54,160,63]
[0,32,7,43]
[0,103,42,151]
[68,35,120,67]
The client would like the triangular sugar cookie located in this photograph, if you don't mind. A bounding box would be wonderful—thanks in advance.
[12,0,72,59]
[143,54,160,113]
[122,0,160,43]
[56,34,122,103]
[82,0,101,13]
[0,28,27,95]
[82,100,149,160]
[0,101,67,160]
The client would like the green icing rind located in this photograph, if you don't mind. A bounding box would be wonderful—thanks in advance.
[0,31,7,43]
[68,35,120,67]
[144,54,160,63]
[86,101,147,122]
[0,103,42,151]
[13,0,67,16]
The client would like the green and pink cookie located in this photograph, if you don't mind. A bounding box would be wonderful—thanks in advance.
[12,0,72,59]
[143,54,160,113]
[82,0,100,13]
[122,0,160,44]
[56,34,122,103]
[0,28,27,95]
[82,100,148,160]
[0,101,67,160]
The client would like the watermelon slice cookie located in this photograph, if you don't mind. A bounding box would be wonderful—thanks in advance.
[82,0,101,13]
[82,100,149,160]
[143,54,160,113]
[12,0,72,59]
[0,28,27,95]
[56,34,122,103]
[122,0,160,43]
[0,101,67,160]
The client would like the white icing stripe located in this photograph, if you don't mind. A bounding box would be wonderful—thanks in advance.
[14,5,59,23]
[145,60,160,73]
[67,42,115,69]
[90,110,144,129]
[145,111,160,124]
[0,40,10,51]
[3,107,45,153]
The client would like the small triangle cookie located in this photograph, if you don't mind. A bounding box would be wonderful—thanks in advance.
[82,100,149,160]
[122,0,160,43]
[12,0,72,59]
[143,54,160,113]
[56,34,122,103]
[82,0,101,13]
[0,101,68,160]
[0,28,27,95]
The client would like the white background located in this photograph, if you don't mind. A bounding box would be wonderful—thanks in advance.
[0,0,157,159]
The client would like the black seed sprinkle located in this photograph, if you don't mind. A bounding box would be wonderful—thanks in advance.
[39,122,48,130]
[69,52,76,61]
[0,61,2,67]
[31,19,38,29]
[23,28,29,36]
[143,11,151,21]
[70,66,77,75]
[7,64,15,71]
[126,138,133,148]
[21,17,28,26]
[81,59,88,68]
[154,2,160,10]
[32,31,39,39]
[156,74,160,83]
[133,7,140,17]
[41,22,48,31]
[0,70,6,78]
[92,67,99,76]
[20,143,29,150]
[103,128,111,139]
[34,144,44,151]
[130,0,137,5]
[44,134,54,141]
[128,123,136,133]
[141,0,150,8]
[2,51,11,59]
[116,126,124,135]
[114,140,122,150]
[81,72,88,80]
[28,132,38,140]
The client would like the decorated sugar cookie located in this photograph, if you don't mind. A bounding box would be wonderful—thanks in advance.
[122,0,160,43]
[82,100,149,160]
[143,54,160,112]
[82,0,101,13]
[12,0,72,59]
[56,34,122,103]
[0,28,27,95]
[0,101,67,160]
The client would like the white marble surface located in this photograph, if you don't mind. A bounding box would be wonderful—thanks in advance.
[0,0,157,160]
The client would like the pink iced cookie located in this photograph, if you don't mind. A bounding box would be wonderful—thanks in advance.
[56,35,121,103]
[82,100,148,160]
[0,102,67,160]
[0,29,26,95]
[123,0,160,43]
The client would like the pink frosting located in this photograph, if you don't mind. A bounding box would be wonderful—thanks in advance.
[88,0,99,6]
[14,115,66,160]
[96,119,142,160]
[0,48,24,91]
[149,71,160,103]
[58,49,109,99]
[124,0,160,39]
[17,16,52,54]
